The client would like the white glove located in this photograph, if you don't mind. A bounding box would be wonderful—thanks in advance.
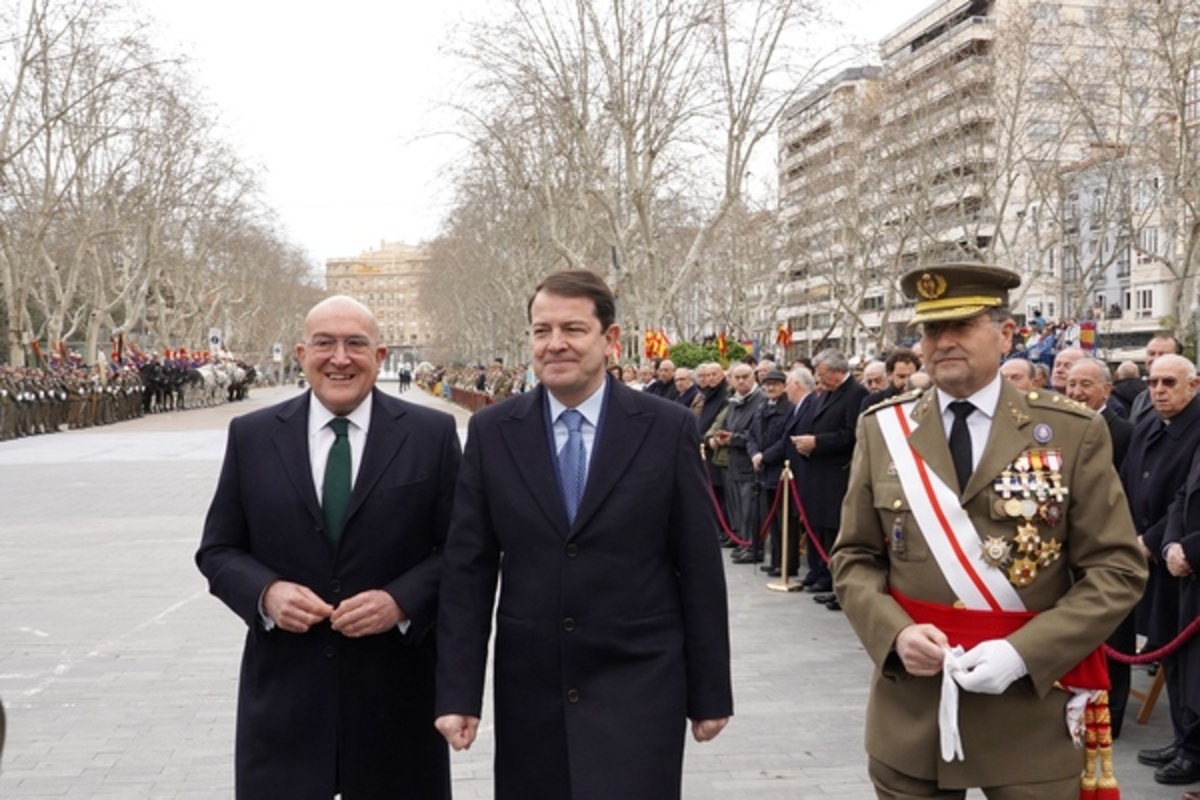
[952,639,1027,695]
[940,646,966,761]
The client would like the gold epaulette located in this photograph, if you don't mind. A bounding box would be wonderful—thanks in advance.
[861,386,926,417]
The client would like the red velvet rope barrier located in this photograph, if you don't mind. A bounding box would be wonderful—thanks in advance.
[1104,614,1200,664]
[700,458,779,547]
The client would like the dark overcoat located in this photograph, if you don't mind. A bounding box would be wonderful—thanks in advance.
[196,389,460,799]
[798,376,869,530]
[1165,445,1200,713]
[1120,396,1200,646]
[436,378,734,800]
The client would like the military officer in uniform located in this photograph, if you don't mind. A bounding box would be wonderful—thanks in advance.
[831,263,1146,799]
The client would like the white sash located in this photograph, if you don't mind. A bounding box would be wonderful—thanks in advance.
[876,401,1024,612]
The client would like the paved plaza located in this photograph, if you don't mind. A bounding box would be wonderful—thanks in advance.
[0,383,1180,798]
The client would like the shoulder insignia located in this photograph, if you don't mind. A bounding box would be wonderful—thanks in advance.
[1022,390,1095,419]
[862,387,924,417]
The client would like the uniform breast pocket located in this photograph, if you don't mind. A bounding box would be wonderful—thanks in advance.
[873,484,928,562]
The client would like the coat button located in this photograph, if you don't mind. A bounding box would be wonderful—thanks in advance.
[566,689,580,703]
[562,618,576,632]
[330,580,341,595]
[323,646,334,659]
[565,544,578,557]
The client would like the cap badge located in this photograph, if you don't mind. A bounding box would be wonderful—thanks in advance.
[916,272,948,300]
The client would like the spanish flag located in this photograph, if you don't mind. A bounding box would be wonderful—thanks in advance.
[776,323,792,348]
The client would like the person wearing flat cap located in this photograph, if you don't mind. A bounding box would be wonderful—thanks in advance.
[831,262,1146,798]
[748,370,795,577]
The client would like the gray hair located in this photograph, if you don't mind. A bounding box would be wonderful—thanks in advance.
[788,367,817,393]
[812,349,849,373]
[1070,357,1113,386]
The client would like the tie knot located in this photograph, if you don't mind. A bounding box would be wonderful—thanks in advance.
[949,401,975,421]
[329,417,350,437]
[560,409,584,432]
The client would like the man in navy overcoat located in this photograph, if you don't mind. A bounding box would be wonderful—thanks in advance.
[435,270,733,800]
[197,296,460,799]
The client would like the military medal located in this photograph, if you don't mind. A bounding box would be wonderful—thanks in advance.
[1004,497,1023,518]
[1009,557,1038,587]
[982,536,1012,567]
[1039,500,1064,527]
[1038,538,1063,567]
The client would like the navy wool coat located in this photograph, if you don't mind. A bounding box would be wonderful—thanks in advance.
[436,378,733,800]
[197,389,460,799]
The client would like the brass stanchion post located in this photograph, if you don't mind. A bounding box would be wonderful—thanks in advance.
[767,459,802,592]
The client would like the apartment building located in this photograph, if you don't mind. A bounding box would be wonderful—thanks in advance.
[778,0,1180,358]
[324,241,440,370]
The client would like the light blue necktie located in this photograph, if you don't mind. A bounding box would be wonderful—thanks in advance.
[557,409,586,523]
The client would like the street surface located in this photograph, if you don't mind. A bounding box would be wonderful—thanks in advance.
[0,383,1177,798]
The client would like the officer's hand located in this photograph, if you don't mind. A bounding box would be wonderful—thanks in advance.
[435,714,480,751]
[751,453,763,471]
[1166,543,1193,578]
[330,590,404,637]
[263,580,334,633]
[953,639,1027,694]
[691,717,729,742]
[895,624,949,677]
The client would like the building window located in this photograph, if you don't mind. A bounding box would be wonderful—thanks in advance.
[1139,226,1159,261]
[1136,289,1154,320]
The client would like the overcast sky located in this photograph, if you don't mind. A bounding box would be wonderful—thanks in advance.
[142,0,934,265]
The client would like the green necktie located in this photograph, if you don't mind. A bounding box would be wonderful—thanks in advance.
[322,417,352,545]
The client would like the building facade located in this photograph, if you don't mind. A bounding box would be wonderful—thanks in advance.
[324,241,440,371]
[778,0,1188,359]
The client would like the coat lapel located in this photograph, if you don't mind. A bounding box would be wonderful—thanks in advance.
[569,380,653,537]
[499,386,571,531]
[271,392,323,525]
[346,390,410,524]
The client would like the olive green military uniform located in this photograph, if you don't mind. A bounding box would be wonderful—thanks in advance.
[832,359,1146,791]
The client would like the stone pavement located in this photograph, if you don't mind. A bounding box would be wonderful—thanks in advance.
[0,382,1180,798]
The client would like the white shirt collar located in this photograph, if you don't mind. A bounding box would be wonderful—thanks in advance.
[936,372,1003,420]
[547,381,606,428]
[308,392,373,436]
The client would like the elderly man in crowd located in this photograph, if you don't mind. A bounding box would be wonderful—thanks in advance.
[1130,336,1186,424]
[1125,354,1200,785]
[748,370,795,577]
[861,361,887,394]
[791,349,867,597]
[1066,356,1137,738]
[674,367,702,418]
[999,358,1036,391]
[707,363,765,564]
[1048,346,1085,394]
[759,367,818,582]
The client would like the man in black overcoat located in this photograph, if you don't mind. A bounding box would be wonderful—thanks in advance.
[197,296,460,799]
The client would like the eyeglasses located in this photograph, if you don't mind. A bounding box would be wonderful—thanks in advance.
[1147,376,1179,388]
[306,336,373,356]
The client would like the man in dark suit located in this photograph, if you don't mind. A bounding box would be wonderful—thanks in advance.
[759,367,818,579]
[434,270,733,800]
[1066,358,1132,469]
[792,349,868,598]
[1065,356,1137,737]
[196,296,461,799]
[1164,443,1200,800]
[1124,354,1200,784]
[748,369,795,576]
